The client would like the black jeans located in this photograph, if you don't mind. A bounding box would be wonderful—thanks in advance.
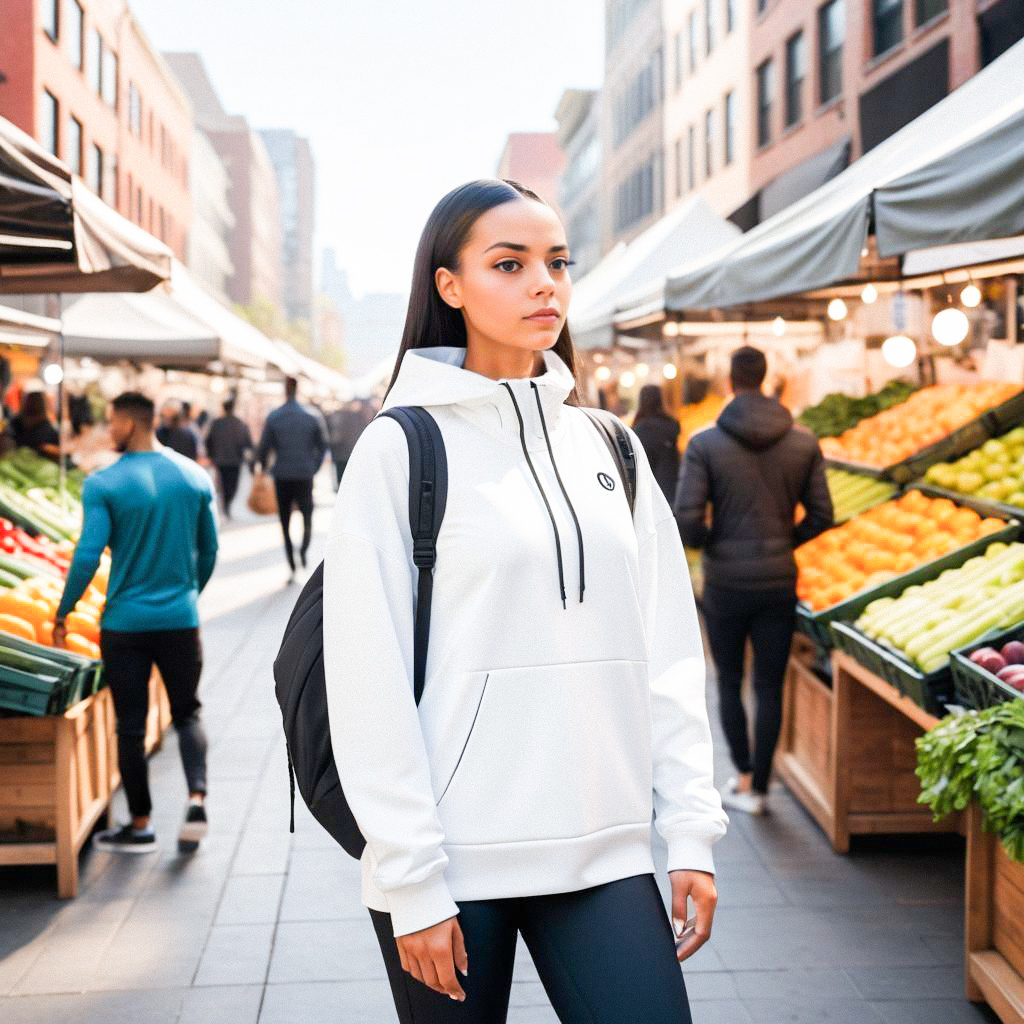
[702,582,797,795]
[273,478,314,569]
[99,627,208,819]
[216,464,241,517]
[370,873,691,1024]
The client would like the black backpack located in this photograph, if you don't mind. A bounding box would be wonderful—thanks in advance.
[273,405,637,858]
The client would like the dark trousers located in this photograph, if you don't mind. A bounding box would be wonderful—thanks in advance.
[273,478,314,569]
[332,454,349,491]
[100,627,208,819]
[216,464,242,517]
[702,583,797,794]
[370,873,691,1024]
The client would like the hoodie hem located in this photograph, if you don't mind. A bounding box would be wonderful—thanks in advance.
[361,821,655,911]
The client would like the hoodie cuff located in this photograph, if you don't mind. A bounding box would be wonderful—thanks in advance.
[664,833,717,877]
[384,872,460,938]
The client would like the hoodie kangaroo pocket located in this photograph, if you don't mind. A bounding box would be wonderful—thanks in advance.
[435,660,653,846]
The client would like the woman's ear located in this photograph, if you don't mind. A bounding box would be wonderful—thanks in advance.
[435,267,462,310]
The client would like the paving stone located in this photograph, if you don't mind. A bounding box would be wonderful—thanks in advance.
[216,873,286,925]
[257,980,397,1023]
[846,965,973,1001]
[194,923,275,986]
[267,919,383,984]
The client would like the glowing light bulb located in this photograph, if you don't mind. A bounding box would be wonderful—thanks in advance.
[931,307,970,347]
[881,334,917,368]
[772,316,785,337]
[43,363,64,386]
[635,362,650,379]
[662,321,680,337]
[663,363,678,380]
[595,365,611,381]
[861,283,878,304]
[827,298,848,321]
[619,371,636,388]
[960,284,981,308]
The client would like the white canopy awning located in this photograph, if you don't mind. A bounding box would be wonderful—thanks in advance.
[0,115,171,294]
[659,37,1024,313]
[570,196,739,349]
[0,303,61,348]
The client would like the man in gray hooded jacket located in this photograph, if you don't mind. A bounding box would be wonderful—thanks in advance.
[675,346,832,815]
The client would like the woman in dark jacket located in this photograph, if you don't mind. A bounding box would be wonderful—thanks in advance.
[632,384,680,504]
[10,391,61,462]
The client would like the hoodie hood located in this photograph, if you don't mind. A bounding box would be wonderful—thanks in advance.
[717,392,793,451]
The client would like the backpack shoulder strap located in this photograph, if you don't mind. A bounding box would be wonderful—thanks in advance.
[582,408,637,517]
[378,407,448,704]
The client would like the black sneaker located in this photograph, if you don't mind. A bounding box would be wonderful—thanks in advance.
[178,802,208,854]
[93,824,158,854]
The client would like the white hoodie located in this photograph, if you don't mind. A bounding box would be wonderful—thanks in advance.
[323,346,727,937]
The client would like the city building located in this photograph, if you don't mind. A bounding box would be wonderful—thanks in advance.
[164,52,282,311]
[664,0,752,221]
[495,132,566,213]
[185,128,234,303]
[744,0,1024,229]
[260,129,316,328]
[0,0,192,258]
[554,89,603,278]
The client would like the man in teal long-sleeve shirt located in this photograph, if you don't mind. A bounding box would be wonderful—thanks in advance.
[56,392,219,855]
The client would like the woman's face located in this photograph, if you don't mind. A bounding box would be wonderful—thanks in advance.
[436,199,573,356]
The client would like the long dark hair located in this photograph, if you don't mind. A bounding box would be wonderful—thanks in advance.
[384,179,582,405]
[634,383,670,424]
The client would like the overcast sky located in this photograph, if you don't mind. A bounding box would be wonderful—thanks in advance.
[129,1,605,299]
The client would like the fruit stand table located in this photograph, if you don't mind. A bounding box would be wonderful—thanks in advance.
[0,672,170,898]
[777,644,961,853]
[965,802,1024,1024]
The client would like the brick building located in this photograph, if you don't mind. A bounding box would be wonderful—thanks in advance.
[0,0,192,258]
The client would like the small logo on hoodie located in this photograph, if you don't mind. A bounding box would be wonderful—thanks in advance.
[597,472,616,491]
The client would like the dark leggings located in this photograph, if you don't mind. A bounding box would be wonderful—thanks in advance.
[370,873,692,1024]
[216,464,241,516]
[702,583,797,794]
[100,627,208,818]
[273,478,314,569]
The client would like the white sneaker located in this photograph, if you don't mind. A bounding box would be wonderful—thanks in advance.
[721,778,767,815]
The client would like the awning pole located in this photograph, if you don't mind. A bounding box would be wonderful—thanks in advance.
[56,293,66,502]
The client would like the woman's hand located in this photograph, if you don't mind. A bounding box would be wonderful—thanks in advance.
[395,915,469,1001]
[669,869,717,962]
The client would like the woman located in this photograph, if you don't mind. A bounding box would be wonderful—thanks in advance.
[10,391,61,462]
[632,383,681,505]
[323,179,727,1023]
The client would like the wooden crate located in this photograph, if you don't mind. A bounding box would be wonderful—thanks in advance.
[776,648,961,852]
[0,673,170,898]
[966,803,1024,1023]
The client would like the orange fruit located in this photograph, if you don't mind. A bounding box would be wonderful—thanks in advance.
[65,633,101,659]
[0,613,37,643]
[65,611,100,645]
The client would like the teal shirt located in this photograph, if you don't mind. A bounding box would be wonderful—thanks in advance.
[57,450,219,632]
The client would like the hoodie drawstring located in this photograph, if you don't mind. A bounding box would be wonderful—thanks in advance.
[501,383,568,609]
[531,382,585,604]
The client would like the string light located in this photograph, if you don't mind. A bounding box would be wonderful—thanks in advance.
[662,321,680,337]
[881,334,917,368]
[595,365,611,381]
[619,371,636,388]
[772,316,786,337]
[931,307,969,347]
[960,283,982,308]
[43,363,64,386]
[861,283,878,304]
[663,363,678,380]
[827,298,848,321]
[635,362,650,379]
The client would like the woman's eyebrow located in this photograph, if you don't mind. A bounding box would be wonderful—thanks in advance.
[483,242,569,254]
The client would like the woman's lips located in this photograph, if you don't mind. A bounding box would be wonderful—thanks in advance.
[526,313,560,322]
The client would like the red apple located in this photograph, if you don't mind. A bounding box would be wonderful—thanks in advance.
[971,648,1007,674]
[1000,640,1024,665]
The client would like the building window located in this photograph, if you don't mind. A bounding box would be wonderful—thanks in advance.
[818,0,845,105]
[614,154,658,232]
[674,31,684,91]
[704,0,715,55]
[873,0,903,56]
[106,154,118,206]
[785,30,805,127]
[688,10,698,73]
[756,58,774,148]
[704,108,714,178]
[724,90,735,165]
[41,90,59,156]
[66,0,83,68]
[128,83,142,137]
[674,137,684,197]
[89,144,102,195]
[158,206,167,242]
[612,49,662,148]
[41,0,59,41]
[67,115,82,175]
[687,124,696,190]
[135,187,143,223]
[102,48,118,109]
[87,29,101,94]
[726,0,736,33]
[915,0,946,25]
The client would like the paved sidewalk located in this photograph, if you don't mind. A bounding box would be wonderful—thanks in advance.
[0,475,1000,1023]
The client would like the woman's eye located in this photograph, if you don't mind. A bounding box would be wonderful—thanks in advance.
[496,260,520,272]
[551,258,574,271]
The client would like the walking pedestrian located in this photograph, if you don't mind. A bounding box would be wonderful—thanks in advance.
[256,377,328,580]
[55,392,218,854]
[180,401,206,461]
[10,391,61,462]
[632,383,681,504]
[323,179,727,1023]
[325,399,371,489]
[675,346,833,815]
[156,403,199,461]
[205,397,253,519]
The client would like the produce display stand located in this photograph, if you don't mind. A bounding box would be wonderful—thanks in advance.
[777,646,960,853]
[965,802,1024,1023]
[0,671,170,898]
